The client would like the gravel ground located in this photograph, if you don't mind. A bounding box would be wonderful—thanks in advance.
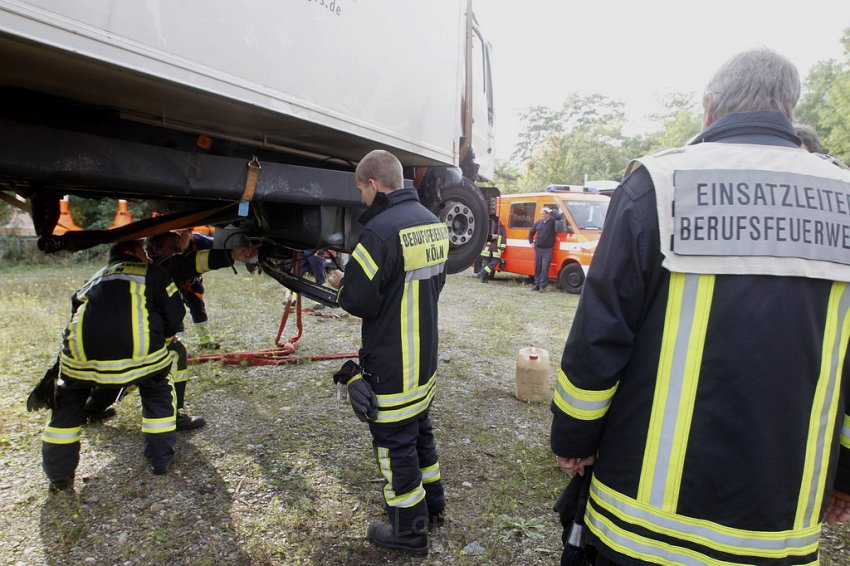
[0,262,848,565]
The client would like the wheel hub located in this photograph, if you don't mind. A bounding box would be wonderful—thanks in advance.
[441,200,476,246]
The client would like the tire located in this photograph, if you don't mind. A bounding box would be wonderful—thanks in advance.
[472,256,483,275]
[437,180,489,274]
[557,263,585,294]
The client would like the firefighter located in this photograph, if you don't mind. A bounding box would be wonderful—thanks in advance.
[477,222,506,283]
[328,150,448,558]
[550,49,850,565]
[85,231,257,431]
[175,228,220,349]
[42,240,185,491]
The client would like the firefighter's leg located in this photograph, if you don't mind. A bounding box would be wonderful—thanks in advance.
[137,369,177,474]
[416,411,445,520]
[167,339,205,430]
[42,378,91,490]
[369,420,429,535]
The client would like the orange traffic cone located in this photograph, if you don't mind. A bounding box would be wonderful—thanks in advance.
[53,197,83,235]
[108,199,133,230]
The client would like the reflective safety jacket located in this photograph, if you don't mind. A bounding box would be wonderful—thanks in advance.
[60,252,185,384]
[338,188,449,425]
[480,223,507,259]
[150,247,233,320]
[551,111,850,565]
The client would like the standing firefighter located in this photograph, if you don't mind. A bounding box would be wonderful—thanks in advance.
[477,222,506,283]
[328,150,448,557]
[42,240,185,491]
[550,49,850,565]
[175,229,220,349]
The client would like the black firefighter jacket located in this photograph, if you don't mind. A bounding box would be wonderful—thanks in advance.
[338,188,449,425]
[60,252,185,385]
[550,111,850,565]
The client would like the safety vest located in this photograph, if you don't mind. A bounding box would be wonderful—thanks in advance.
[556,142,850,565]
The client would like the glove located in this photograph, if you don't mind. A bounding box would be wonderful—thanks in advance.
[347,375,378,422]
[26,360,60,412]
[333,359,361,385]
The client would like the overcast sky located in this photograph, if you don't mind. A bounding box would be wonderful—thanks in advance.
[474,1,849,159]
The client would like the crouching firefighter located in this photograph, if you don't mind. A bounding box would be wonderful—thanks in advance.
[329,150,448,557]
[477,222,506,283]
[40,240,185,492]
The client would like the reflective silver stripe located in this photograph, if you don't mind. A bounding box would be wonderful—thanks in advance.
[591,480,821,554]
[800,283,850,527]
[402,280,419,392]
[376,376,435,407]
[351,244,378,280]
[42,428,81,442]
[650,273,701,508]
[421,465,441,483]
[553,379,612,413]
[586,505,717,566]
[375,380,437,424]
[66,302,87,361]
[405,263,444,282]
[142,419,176,433]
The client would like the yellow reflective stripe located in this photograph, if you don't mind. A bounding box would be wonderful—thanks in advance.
[639,273,714,511]
[796,281,850,529]
[375,379,437,424]
[165,282,178,297]
[376,447,427,507]
[60,348,171,384]
[129,280,148,359]
[552,368,618,420]
[591,478,821,560]
[398,223,449,271]
[195,250,211,273]
[42,425,82,445]
[142,415,176,434]
[375,373,436,407]
[351,243,378,281]
[841,414,850,449]
[170,347,187,383]
[420,462,441,484]
[66,302,87,362]
[400,280,420,392]
[346,373,363,385]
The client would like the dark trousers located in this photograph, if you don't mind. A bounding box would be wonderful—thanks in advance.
[180,282,208,324]
[533,246,553,288]
[87,340,189,410]
[42,368,176,480]
[479,256,500,280]
[302,252,326,285]
[369,410,444,534]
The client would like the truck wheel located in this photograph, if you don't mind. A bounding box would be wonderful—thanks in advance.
[557,263,585,294]
[438,181,488,274]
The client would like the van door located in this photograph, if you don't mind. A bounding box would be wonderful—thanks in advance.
[504,200,537,276]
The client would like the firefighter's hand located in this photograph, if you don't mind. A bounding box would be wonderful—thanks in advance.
[347,376,378,422]
[231,244,260,263]
[328,270,344,289]
[557,455,596,477]
[824,489,850,524]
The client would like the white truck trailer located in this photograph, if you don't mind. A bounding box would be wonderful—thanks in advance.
[0,0,497,302]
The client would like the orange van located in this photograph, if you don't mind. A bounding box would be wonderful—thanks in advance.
[477,188,610,293]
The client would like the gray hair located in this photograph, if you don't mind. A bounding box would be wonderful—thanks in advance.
[355,149,403,190]
[794,123,821,153]
[703,48,800,121]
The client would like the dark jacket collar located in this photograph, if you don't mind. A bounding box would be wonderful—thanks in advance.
[108,252,145,265]
[359,188,420,225]
[690,110,801,148]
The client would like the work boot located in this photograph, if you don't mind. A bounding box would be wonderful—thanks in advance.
[429,511,445,530]
[83,406,116,424]
[151,464,168,476]
[198,341,221,350]
[366,523,428,557]
[176,412,206,431]
[48,477,74,493]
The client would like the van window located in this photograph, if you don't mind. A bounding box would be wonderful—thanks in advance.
[509,202,536,229]
[565,201,609,230]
